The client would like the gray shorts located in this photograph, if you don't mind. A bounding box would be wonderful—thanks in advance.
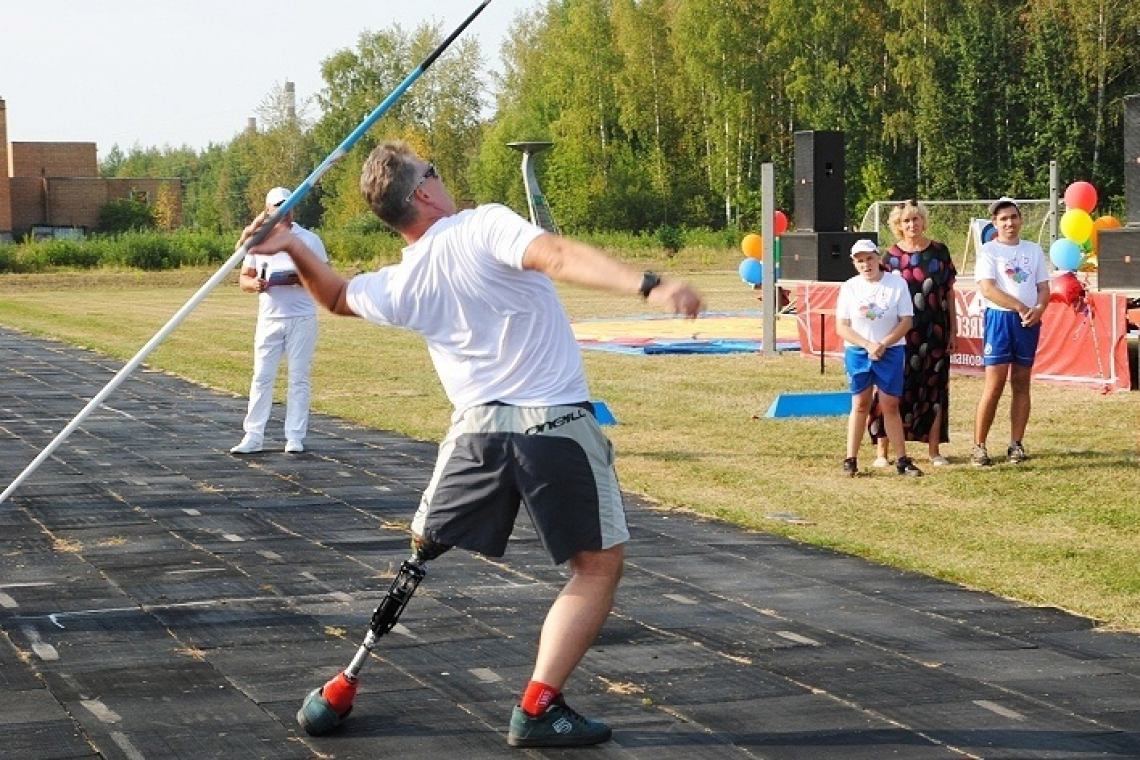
[411,402,629,565]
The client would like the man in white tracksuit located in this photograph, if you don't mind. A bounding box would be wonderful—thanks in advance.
[231,187,329,455]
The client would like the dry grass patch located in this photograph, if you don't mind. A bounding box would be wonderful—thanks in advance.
[1,266,1137,629]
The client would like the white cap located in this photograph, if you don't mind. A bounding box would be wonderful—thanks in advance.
[988,196,1019,216]
[265,187,292,207]
[850,239,879,257]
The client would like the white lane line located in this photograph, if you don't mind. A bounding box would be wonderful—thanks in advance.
[182,508,201,516]
[111,731,147,760]
[663,593,699,605]
[469,668,502,683]
[222,534,244,542]
[82,698,122,723]
[0,592,17,608]
[21,626,59,661]
[776,630,821,646]
[974,700,1025,720]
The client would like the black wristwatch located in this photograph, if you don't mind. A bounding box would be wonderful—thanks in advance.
[639,271,661,299]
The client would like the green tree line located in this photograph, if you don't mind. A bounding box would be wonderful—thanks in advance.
[102,0,1140,236]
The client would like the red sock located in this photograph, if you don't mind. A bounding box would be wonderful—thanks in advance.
[520,680,560,717]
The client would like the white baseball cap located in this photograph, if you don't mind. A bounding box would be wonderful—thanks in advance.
[849,239,879,257]
[988,196,1019,216]
[265,187,292,207]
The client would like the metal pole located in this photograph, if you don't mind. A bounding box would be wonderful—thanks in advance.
[1049,160,1059,244]
[761,163,777,357]
[0,0,492,505]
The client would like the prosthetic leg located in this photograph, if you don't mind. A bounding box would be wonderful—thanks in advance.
[297,536,451,735]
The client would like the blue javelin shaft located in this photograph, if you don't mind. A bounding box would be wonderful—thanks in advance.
[0,0,492,505]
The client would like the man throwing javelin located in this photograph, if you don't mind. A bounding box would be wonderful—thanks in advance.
[238,141,704,748]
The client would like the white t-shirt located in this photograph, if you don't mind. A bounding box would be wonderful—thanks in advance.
[345,204,589,413]
[974,239,1049,311]
[836,271,913,347]
[243,223,329,319]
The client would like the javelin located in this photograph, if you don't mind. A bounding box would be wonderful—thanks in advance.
[0,0,492,505]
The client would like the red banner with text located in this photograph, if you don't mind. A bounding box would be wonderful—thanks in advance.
[794,283,1132,391]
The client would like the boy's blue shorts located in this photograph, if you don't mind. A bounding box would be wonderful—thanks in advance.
[845,345,905,397]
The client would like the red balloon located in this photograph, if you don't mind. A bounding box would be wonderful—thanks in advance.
[1063,181,1097,213]
[773,210,789,237]
[1049,271,1085,309]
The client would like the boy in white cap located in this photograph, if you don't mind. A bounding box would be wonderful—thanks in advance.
[835,239,922,477]
[231,187,329,455]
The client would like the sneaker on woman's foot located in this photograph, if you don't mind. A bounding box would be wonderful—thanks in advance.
[970,444,992,467]
[842,457,859,477]
[896,456,924,477]
[1007,441,1028,463]
[507,696,612,748]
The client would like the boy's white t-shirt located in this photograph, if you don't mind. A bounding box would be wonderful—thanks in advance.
[974,239,1049,311]
[345,204,589,413]
[836,271,913,347]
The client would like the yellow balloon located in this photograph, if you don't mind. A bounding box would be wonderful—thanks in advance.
[741,233,763,260]
[1060,208,1093,245]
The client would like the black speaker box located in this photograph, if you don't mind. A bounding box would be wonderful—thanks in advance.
[1097,227,1140,290]
[1126,95,1140,225]
[780,231,876,282]
[794,131,846,232]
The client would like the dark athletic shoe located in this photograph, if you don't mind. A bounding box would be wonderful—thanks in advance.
[896,456,923,477]
[842,457,858,477]
[1007,441,1028,464]
[507,697,612,748]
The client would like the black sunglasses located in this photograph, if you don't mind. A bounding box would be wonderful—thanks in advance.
[896,199,918,209]
[405,163,440,203]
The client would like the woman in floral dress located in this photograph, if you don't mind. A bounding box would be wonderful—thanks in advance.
[869,200,958,466]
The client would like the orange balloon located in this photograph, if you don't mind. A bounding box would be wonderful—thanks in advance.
[741,233,763,259]
[1090,214,1122,251]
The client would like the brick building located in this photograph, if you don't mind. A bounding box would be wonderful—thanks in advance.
[0,98,182,241]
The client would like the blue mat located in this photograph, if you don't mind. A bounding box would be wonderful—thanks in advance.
[766,391,852,418]
[582,339,800,356]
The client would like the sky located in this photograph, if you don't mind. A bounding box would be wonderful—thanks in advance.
[1,0,535,160]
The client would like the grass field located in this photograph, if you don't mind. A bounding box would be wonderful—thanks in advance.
[1,263,1138,630]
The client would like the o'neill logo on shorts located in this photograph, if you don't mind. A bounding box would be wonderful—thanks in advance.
[984,342,993,356]
[525,409,586,435]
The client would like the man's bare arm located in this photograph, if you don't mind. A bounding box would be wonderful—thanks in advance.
[522,233,705,317]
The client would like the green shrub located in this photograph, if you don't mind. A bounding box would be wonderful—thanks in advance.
[40,239,102,269]
[656,225,683,255]
[170,230,234,266]
[0,243,17,273]
[319,227,404,271]
[97,198,157,234]
[104,233,176,270]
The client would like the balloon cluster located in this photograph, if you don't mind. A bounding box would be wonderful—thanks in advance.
[739,210,788,285]
[1048,181,1112,311]
[1050,180,1120,274]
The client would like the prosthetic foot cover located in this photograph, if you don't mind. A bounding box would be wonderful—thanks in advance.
[297,672,357,736]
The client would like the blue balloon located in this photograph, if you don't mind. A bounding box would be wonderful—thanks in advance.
[739,258,763,285]
[1049,238,1083,272]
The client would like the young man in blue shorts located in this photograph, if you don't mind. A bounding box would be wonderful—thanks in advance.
[972,197,1051,465]
[238,141,705,748]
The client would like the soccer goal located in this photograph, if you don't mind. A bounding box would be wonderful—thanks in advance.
[858,199,1056,275]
